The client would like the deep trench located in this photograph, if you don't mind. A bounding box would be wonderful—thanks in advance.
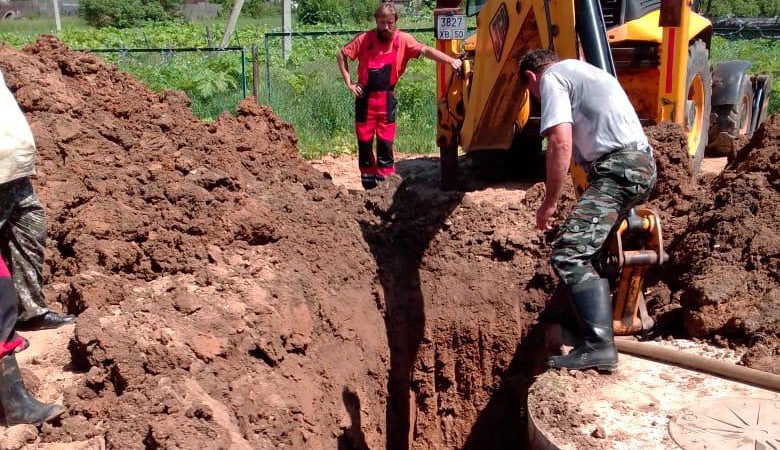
[359,157,553,450]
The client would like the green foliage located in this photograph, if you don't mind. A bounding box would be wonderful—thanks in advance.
[703,0,778,18]
[210,0,278,19]
[296,0,376,26]
[81,0,178,28]
[55,21,265,48]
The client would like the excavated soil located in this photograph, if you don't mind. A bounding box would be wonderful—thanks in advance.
[2,37,389,449]
[665,116,780,374]
[0,36,776,449]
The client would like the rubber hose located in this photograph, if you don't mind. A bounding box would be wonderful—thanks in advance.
[615,339,780,392]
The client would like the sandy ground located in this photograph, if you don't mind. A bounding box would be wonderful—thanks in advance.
[313,153,729,190]
[0,324,100,449]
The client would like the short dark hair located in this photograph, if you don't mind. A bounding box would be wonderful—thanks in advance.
[518,48,559,84]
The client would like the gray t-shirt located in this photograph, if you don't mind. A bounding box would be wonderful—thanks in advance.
[539,59,648,163]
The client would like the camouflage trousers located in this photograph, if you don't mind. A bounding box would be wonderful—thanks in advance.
[551,145,657,286]
[0,177,49,321]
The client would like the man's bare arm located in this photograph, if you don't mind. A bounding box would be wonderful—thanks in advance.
[336,51,363,97]
[537,122,573,230]
[420,46,462,71]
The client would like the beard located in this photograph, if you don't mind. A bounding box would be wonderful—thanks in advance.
[377,29,393,42]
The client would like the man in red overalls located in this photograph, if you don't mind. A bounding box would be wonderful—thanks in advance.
[337,2,462,189]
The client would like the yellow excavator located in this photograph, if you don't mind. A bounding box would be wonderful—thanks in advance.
[431,0,771,335]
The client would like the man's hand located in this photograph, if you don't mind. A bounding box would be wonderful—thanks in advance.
[536,201,557,231]
[450,58,463,71]
[347,83,364,98]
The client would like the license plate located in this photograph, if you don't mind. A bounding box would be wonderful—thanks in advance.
[436,14,467,40]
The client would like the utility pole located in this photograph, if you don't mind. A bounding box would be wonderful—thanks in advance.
[52,0,61,32]
[282,0,292,61]
[219,0,245,49]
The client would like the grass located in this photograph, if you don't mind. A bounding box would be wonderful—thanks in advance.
[0,16,88,34]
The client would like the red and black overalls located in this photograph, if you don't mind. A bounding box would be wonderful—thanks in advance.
[354,32,401,189]
[0,256,25,358]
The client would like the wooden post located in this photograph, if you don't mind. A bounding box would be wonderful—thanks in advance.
[219,0,245,49]
[52,0,61,32]
[252,44,260,105]
[206,25,214,48]
[282,0,292,61]
[264,35,272,105]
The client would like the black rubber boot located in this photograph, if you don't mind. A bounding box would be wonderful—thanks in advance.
[0,354,63,425]
[15,312,76,331]
[549,278,618,372]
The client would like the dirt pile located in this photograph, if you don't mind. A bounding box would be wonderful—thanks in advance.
[0,36,564,450]
[1,36,389,448]
[666,115,780,374]
[634,120,778,377]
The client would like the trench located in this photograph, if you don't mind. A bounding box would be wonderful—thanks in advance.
[358,156,556,450]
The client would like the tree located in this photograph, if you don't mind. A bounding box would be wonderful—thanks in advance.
[296,0,376,25]
[81,0,181,28]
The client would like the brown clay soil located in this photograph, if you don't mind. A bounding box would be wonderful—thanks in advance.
[527,370,612,450]
[0,36,776,449]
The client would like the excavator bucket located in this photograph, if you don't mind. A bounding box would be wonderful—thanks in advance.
[605,207,668,336]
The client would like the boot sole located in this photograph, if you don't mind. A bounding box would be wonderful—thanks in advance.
[596,364,617,373]
[548,360,618,373]
[6,405,65,427]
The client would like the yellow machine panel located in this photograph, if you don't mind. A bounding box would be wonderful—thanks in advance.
[459,0,579,152]
[606,10,712,44]
[460,1,541,151]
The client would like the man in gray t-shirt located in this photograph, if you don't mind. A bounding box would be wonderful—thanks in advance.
[518,49,657,372]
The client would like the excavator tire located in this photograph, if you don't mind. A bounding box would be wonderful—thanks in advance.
[752,74,772,132]
[685,40,712,174]
[707,75,753,157]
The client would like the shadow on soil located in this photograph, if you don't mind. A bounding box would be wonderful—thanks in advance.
[360,157,465,450]
[357,152,552,450]
[461,296,565,449]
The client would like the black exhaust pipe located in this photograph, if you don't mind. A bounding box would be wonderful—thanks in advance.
[575,0,617,77]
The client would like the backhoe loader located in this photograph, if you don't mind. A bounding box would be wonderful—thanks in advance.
[430,0,771,335]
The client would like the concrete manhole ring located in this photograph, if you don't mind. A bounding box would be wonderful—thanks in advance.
[669,397,779,449]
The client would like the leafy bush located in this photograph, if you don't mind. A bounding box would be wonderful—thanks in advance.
[296,0,377,25]
[703,0,778,18]
[81,0,180,28]
[210,0,279,19]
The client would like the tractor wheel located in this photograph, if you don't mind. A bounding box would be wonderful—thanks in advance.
[685,40,712,174]
[707,75,753,157]
[753,74,773,132]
